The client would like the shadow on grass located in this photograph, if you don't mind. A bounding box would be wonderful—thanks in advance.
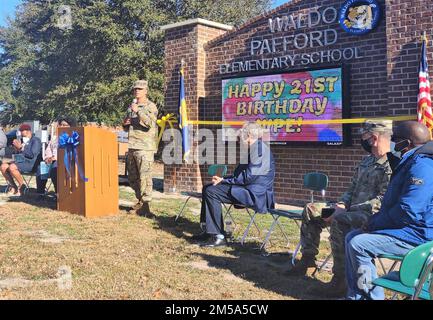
[195,250,330,300]
[149,203,331,300]
[152,214,203,241]
[4,188,57,210]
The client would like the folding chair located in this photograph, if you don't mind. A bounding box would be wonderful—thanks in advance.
[373,241,433,300]
[175,164,228,223]
[12,153,39,194]
[21,171,36,194]
[378,254,404,275]
[265,172,329,265]
[224,204,262,245]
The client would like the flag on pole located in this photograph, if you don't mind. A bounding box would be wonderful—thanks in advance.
[418,33,433,133]
[178,64,190,162]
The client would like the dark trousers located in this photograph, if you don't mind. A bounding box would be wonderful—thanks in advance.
[36,167,57,194]
[200,183,239,235]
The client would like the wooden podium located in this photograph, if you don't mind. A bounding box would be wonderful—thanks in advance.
[57,127,119,218]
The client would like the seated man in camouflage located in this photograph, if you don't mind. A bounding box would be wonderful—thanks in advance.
[288,120,393,298]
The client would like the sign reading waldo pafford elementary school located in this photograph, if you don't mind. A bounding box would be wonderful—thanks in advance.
[219,1,381,75]
[222,67,348,145]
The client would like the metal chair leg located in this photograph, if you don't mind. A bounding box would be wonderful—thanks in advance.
[175,196,192,223]
[379,258,400,275]
[291,240,302,266]
[260,214,279,251]
[223,204,238,230]
[389,261,400,273]
[241,211,258,246]
[245,208,261,235]
[378,258,388,275]
[312,253,333,278]
[275,218,290,243]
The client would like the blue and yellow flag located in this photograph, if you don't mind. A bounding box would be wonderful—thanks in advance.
[178,67,190,162]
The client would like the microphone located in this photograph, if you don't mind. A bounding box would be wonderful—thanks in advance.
[128,99,138,118]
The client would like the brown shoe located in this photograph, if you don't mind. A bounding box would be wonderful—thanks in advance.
[287,255,316,276]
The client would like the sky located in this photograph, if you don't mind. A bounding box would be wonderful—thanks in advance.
[0,0,22,27]
[0,0,290,27]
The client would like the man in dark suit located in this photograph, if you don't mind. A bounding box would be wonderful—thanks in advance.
[193,123,276,247]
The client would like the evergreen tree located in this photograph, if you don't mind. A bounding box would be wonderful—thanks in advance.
[0,0,272,126]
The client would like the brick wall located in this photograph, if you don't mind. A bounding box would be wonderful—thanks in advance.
[163,0,433,206]
[163,22,227,193]
[386,0,433,115]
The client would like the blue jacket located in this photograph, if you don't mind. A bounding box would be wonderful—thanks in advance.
[223,141,275,213]
[368,141,433,246]
[15,135,42,173]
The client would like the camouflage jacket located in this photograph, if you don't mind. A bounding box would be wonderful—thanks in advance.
[339,154,392,214]
[128,100,158,152]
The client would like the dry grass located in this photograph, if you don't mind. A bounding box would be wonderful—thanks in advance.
[0,172,341,300]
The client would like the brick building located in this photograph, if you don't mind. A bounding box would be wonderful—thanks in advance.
[161,0,433,206]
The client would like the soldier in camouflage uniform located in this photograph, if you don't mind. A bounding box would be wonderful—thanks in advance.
[123,80,158,217]
[289,120,393,297]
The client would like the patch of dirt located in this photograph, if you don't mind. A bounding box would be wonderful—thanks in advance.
[25,230,70,244]
[189,260,219,272]
[189,260,247,285]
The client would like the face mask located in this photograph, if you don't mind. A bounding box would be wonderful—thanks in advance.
[22,137,30,144]
[361,139,373,153]
[390,142,402,159]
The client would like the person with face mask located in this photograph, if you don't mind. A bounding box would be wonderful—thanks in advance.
[0,124,42,196]
[345,121,433,300]
[36,117,77,197]
[191,122,276,248]
[289,120,393,298]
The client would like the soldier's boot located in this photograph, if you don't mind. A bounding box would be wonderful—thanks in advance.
[137,202,154,218]
[287,255,316,276]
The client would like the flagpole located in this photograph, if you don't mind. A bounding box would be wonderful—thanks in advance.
[173,59,187,193]
[420,32,433,139]
[426,32,433,139]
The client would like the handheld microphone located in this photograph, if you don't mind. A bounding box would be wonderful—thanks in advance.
[128,99,138,118]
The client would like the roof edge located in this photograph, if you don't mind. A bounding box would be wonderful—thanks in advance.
[161,18,234,32]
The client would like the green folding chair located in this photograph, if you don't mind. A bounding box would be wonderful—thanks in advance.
[265,172,329,265]
[378,253,404,275]
[175,164,228,223]
[373,241,433,300]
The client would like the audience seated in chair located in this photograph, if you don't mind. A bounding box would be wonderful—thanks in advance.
[192,122,276,248]
[288,120,393,299]
[345,121,433,300]
[36,117,76,196]
[0,124,42,196]
[0,127,7,161]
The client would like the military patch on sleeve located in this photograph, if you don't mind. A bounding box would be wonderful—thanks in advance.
[410,177,424,185]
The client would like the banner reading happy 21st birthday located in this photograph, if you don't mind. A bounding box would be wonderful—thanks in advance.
[221,67,346,145]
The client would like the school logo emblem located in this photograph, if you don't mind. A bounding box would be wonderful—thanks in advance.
[339,0,381,35]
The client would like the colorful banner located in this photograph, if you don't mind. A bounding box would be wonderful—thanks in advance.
[222,67,345,144]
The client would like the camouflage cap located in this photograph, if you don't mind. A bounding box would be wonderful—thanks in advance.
[360,120,393,135]
[132,80,148,90]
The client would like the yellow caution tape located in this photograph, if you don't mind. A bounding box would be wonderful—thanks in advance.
[187,115,417,126]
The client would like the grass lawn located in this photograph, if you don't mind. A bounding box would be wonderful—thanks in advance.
[0,171,392,300]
